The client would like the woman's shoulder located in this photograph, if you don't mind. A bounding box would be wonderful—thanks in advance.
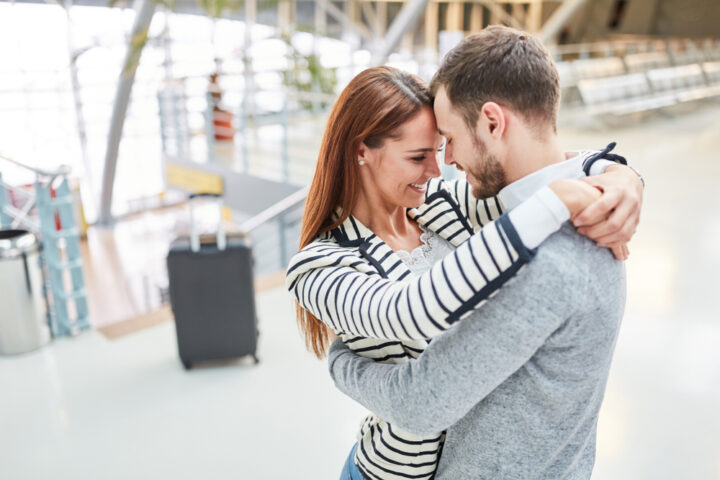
[422,177,473,206]
[424,177,448,196]
[424,176,470,195]
[286,233,364,280]
[289,235,344,262]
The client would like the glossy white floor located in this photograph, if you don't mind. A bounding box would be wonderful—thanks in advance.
[2,103,720,479]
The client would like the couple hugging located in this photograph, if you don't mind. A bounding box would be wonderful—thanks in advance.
[286,25,643,480]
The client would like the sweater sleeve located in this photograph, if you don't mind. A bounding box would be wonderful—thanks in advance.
[327,233,586,435]
[287,214,535,341]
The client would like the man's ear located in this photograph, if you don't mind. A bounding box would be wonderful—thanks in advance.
[478,102,506,140]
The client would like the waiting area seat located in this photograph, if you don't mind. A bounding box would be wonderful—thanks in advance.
[624,52,672,73]
[648,64,720,103]
[557,39,720,117]
[577,62,720,117]
[578,74,672,116]
[574,57,627,81]
[702,61,720,83]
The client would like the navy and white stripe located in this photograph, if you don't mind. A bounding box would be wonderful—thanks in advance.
[286,180,531,343]
[286,178,534,480]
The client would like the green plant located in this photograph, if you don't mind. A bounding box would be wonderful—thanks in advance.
[282,33,337,110]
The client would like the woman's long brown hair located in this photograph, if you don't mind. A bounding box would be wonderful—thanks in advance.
[295,66,432,358]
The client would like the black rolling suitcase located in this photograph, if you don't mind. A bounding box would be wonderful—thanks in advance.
[167,193,259,369]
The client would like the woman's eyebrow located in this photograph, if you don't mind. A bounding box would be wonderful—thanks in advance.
[403,147,435,153]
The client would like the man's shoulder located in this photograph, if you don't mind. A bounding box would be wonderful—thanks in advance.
[533,223,623,284]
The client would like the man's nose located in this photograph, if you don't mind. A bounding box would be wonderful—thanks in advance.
[443,143,455,166]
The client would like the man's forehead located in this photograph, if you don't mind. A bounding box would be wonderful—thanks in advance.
[433,88,455,135]
[433,86,450,109]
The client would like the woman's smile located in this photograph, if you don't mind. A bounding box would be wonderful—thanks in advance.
[409,182,427,193]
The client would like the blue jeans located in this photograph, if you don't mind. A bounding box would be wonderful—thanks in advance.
[340,443,365,480]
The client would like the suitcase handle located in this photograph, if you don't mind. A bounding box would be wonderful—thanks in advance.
[189,193,227,253]
[189,193,221,200]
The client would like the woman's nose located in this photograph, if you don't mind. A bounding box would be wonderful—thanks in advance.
[427,157,441,177]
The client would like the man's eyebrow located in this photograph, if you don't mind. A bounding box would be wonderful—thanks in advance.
[404,148,435,153]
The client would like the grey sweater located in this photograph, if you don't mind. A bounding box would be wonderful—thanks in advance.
[328,224,626,480]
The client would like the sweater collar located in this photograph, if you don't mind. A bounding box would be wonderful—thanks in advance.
[330,189,471,250]
[498,150,595,211]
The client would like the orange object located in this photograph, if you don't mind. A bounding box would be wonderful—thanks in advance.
[213,108,235,141]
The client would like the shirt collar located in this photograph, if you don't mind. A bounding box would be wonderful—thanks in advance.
[497,150,593,211]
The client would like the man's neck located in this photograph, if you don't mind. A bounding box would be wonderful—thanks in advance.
[498,145,589,211]
[504,132,566,185]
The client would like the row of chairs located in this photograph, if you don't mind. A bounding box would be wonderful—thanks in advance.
[555,39,720,117]
[576,61,720,117]
[556,39,720,89]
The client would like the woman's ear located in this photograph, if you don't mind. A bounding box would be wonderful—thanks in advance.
[357,142,370,166]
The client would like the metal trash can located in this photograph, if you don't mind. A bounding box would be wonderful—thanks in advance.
[0,229,50,354]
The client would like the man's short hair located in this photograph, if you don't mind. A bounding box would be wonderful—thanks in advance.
[430,25,560,132]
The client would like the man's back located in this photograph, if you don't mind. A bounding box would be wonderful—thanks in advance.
[436,224,626,479]
[328,223,626,480]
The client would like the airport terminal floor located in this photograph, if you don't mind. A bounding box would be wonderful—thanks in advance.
[2,102,719,479]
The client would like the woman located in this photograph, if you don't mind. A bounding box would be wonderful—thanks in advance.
[286,66,609,480]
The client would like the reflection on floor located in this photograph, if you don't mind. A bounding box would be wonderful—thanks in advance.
[2,103,720,479]
[81,207,180,327]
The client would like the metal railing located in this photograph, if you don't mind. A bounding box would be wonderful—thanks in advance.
[0,154,90,337]
[237,185,308,276]
[158,72,336,188]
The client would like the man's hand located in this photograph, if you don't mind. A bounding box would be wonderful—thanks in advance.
[549,179,628,260]
[574,164,643,250]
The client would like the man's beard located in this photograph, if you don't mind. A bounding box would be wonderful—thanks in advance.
[467,135,507,199]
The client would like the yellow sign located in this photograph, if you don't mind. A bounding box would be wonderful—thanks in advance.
[166,163,224,195]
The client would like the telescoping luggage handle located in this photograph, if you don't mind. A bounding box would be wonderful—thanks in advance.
[188,193,227,253]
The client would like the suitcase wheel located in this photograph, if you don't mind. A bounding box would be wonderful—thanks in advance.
[252,355,260,365]
[181,359,192,370]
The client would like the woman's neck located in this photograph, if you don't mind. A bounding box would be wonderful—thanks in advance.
[351,190,419,245]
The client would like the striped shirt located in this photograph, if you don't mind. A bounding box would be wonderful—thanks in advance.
[287,149,621,480]
[287,177,547,480]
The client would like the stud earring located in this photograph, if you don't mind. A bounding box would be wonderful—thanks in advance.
[358,160,366,165]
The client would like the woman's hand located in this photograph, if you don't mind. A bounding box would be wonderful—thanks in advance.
[549,179,628,261]
[549,179,602,219]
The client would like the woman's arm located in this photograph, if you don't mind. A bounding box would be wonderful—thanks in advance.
[288,210,541,341]
[287,178,614,342]
[438,173,609,232]
[327,238,583,435]
[441,178,503,230]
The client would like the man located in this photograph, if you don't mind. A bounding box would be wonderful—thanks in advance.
[328,26,640,479]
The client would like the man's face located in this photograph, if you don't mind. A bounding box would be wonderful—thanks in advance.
[433,86,507,199]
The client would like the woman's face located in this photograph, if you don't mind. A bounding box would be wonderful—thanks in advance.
[359,107,445,209]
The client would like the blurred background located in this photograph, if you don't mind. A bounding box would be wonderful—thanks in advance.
[0,0,718,478]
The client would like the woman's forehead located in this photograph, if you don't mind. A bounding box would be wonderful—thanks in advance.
[392,110,441,142]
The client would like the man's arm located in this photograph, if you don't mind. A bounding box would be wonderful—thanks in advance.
[328,235,587,436]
